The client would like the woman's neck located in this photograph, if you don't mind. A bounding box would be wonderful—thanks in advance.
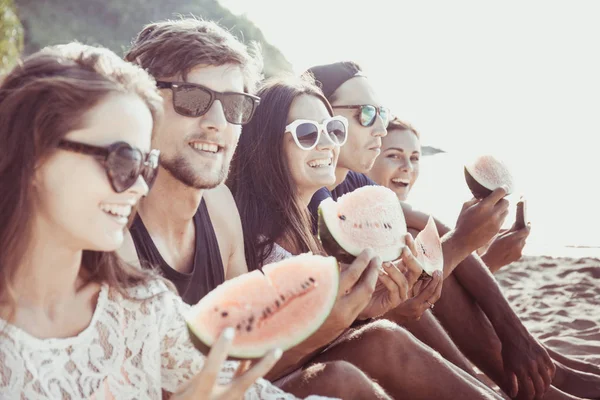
[10,222,85,310]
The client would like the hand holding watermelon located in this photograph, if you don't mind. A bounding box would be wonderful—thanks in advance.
[331,249,382,325]
[356,252,411,320]
[358,234,438,320]
[454,187,510,253]
[171,328,282,400]
[384,270,443,323]
[480,222,531,273]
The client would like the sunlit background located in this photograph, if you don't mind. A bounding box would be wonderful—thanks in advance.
[222,0,599,257]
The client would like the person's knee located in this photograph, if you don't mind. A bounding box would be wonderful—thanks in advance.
[303,361,378,397]
[311,360,364,381]
[354,320,425,362]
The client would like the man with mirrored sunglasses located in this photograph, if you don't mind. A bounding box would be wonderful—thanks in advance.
[303,61,599,400]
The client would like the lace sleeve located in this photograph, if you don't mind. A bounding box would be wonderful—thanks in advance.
[156,287,336,400]
[263,243,293,266]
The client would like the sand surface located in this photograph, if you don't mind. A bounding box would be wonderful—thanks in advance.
[496,255,600,365]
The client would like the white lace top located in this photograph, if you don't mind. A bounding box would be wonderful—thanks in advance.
[0,280,334,400]
[263,242,294,265]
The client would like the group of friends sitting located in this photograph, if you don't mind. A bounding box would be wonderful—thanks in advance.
[1,16,599,400]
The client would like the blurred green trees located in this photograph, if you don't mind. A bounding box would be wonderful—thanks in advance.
[0,0,23,75]
[13,0,291,77]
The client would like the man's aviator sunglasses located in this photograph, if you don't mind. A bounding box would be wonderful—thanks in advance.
[156,81,261,125]
[332,104,390,128]
[57,139,160,193]
[285,116,349,150]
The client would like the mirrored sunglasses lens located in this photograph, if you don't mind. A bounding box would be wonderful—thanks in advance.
[380,107,391,126]
[295,123,319,149]
[326,120,347,145]
[107,146,143,192]
[360,105,377,127]
[174,86,212,117]
[222,94,254,124]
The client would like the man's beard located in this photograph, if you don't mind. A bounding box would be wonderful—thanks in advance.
[160,155,229,190]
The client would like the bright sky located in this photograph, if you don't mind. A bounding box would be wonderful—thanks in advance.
[220,0,600,252]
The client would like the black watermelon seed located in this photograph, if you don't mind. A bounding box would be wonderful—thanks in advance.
[280,294,285,301]
[266,307,272,314]
[246,325,252,332]
[275,300,280,308]
[236,324,242,330]
[309,277,315,283]
[248,316,255,324]
[221,311,228,317]
[339,214,346,220]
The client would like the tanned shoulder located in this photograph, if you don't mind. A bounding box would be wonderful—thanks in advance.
[203,184,249,280]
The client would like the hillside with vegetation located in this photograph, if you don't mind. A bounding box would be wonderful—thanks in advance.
[11,0,292,77]
[0,0,23,74]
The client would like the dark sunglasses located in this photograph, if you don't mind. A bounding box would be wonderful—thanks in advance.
[285,116,349,150]
[332,104,390,128]
[156,81,261,125]
[57,139,160,193]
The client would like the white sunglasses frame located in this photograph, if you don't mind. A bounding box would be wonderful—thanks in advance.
[285,115,349,150]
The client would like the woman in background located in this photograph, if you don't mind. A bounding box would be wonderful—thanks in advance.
[367,117,530,272]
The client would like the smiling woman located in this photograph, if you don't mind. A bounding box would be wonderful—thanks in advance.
[227,74,344,272]
[367,117,421,201]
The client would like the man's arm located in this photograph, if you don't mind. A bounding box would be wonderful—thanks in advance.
[204,184,249,280]
[402,195,554,399]
[400,188,509,278]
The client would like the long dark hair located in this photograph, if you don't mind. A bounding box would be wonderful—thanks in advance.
[0,43,164,318]
[228,75,332,271]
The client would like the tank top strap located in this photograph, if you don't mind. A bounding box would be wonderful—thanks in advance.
[129,198,225,305]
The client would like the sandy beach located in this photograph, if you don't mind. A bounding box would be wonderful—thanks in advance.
[496,255,600,365]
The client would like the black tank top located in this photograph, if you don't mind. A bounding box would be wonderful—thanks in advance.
[129,199,225,305]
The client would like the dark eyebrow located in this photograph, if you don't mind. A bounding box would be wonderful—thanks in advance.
[385,147,421,154]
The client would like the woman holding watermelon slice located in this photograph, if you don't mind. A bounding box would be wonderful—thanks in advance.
[0,43,336,400]
[367,117,532,273]
[229,75,510,400]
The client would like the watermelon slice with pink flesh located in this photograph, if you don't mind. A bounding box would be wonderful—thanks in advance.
[317,185,407,263]
[415,216,444,279]
[464,155,515,199]
[185,253,339,359]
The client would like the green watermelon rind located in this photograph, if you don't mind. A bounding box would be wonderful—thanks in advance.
[185,255,340,360]
[464,155,514,199]
[464,166,493,199]
[317,206,358,265]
